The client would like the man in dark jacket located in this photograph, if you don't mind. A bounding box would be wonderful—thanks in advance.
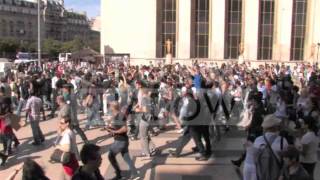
[16,77,30,117]
[41,73,52,110]
[72,144,104,180]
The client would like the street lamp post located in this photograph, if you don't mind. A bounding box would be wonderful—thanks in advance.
[37,0,41,69]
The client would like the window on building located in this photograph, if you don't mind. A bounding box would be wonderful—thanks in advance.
[224,0,242,59]
[191,0,210,58]
[290,0,307,60]
[28,22,32,38]
[9,21,14,36]
[1,20,7,36]
[16,21,25,36]
[156,0,177,58]
[258,0,275,60]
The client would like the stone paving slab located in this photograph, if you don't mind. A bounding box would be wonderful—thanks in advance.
[0,112,319,180]
[153,165,241,180]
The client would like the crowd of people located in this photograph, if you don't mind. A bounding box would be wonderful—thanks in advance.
[0,60,319,180]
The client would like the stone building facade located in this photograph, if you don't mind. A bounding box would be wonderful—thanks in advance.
[0,0,38,43]
[101,0,320,63]
[0,0,90,43]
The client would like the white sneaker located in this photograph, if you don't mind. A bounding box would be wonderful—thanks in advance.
[129,173,141,180]
[177,129,184,134]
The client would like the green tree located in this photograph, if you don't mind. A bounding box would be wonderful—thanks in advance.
[0,38,19,52]
[61,37,86,53]
[87,38,100,52]
[42,38,62,58]
[0,38,20,58]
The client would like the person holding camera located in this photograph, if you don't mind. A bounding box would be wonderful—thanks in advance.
[107,102,139,180]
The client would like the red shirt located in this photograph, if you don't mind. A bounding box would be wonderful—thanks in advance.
[0,118,13,134]
[63,153,79,177]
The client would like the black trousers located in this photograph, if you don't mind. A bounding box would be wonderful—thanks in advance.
[71,125,88,143]
[175,126,192,155]
[50,89,58,115]
[190,125,211,156]
[301,162,316,179]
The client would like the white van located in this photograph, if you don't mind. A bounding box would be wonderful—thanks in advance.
[0,58,13,76]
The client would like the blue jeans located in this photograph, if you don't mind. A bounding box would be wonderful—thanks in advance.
[11,96,18,108]
[85,106,104,129]
[108,140,138,176]
[128,114,140,138]
[29,120,44,143]
[0,133,12,154]
[139,119,155,155]
[16,99,26,117]
[42,95,52,109]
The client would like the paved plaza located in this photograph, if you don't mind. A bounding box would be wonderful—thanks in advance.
[0,112,319,180]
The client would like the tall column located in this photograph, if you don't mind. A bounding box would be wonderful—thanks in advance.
[177,0,191,59]
[305,0,316,62]
[243,0,259,61]
[274,0,293,61]
[313,0,320,64]
[209,0,225,60]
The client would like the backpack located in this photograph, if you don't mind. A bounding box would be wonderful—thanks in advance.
[255,135,283,180]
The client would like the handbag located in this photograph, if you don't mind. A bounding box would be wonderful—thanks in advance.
[50,135,71,164]
[50,148,71,164]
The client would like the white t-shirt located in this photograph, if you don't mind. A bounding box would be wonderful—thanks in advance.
[179,97,189,120]
[300,131,319,163]
[70,79,77,91]
[59,129,79,157]
[52,76,59,89]
[254,132,289,159]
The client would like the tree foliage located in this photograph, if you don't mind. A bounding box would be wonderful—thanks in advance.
[0,35,100,59]
[42,38,62,58]
[0,39,19,53]
[60,37,86,52]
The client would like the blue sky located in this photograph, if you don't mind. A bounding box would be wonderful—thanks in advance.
[65,0,100,18]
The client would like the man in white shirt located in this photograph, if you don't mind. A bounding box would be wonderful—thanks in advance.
[49,74,59,118]
[254,114,288,158]
[253,114,289,180]
[51,74,59,90]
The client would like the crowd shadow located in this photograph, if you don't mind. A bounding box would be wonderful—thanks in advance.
[0,131,58,170]
[90,133,112,145]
